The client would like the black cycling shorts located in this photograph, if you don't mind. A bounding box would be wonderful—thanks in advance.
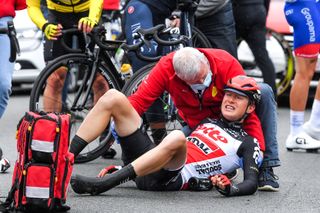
[43,10,88,62]
[118,128,183,191]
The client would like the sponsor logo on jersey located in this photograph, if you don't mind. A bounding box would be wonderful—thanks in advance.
[128,6,135,14]
[194,161,222,175]
[196,124,228,144]
[252,138,262,165]
[188,137,213,155]
[211,86,218,97]
[285,9,293,16]
[301,8,316,42]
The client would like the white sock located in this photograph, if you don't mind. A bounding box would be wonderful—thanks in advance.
[308,99,320,129]
[290,110,304,136]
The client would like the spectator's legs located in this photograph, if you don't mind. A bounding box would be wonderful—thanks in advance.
[196,1,237,58]
[256,83,280,191]
[0,17,14,118]
[243,5,277,97]
[256,83,280,167]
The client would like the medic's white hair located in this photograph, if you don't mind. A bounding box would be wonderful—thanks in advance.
[173,47,208,81]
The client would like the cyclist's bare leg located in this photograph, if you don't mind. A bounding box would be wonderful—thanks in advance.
[76,89,141,143]
[290,56,318,111]
[132,129,186,176]
[43,66,67,112]
[92,73,110,104]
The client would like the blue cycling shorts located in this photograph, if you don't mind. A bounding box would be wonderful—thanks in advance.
[284,0,320,56]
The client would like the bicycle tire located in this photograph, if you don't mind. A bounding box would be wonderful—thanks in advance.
[29,53,123,163]
[191,26,212,48]
[237,30,294,96]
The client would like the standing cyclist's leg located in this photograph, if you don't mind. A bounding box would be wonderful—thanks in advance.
[123,0,157,72]
[255,83,280,191]
[303,57,320,140]
[284,0,320,148]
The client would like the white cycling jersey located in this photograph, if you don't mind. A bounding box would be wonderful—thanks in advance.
[180,119,263,188]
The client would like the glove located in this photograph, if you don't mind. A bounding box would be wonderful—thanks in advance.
[78,17,97,33]
[97,165,122,177]
[211,174,232,196]
[42,23,62,40]
[0,158,10,173]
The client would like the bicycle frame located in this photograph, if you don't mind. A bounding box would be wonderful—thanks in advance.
[58,27,126,111]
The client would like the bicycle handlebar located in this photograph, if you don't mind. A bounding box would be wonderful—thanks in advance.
[60,28,83,53]
[120,24,188,62]
[91,27,125,51]
[60,26,125,53]
[0,21,20,62]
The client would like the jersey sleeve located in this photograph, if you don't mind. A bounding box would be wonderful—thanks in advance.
[27,0,47,30]
[229,136,260,196]
[242,112,265,151]
[128,57,170,116]
[88,0,103,24]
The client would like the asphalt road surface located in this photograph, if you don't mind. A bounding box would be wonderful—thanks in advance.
[0,94,320,213]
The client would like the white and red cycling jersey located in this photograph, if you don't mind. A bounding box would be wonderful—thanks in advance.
[180,118,263,189]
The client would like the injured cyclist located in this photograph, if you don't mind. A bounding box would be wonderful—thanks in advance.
[70,75,264,197]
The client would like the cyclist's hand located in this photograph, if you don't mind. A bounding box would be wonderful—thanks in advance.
[43,23,63,40]
[169,18,180,28]
[211,174,231,196]
[97,165,122,177]
[78,17,97,33]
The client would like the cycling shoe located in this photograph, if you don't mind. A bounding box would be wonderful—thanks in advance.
[70,175,100,195]
[0,158,10,173]
[71,172,120,196]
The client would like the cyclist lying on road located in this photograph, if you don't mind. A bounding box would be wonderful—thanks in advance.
[69,47,279,190]
[70,75,263,197]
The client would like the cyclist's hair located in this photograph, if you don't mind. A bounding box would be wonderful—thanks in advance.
[173,47,209,82]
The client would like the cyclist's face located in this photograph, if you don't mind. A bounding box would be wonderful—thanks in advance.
[221,91,255,122]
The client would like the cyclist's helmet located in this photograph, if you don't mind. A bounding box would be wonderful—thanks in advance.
[224,75,261,104]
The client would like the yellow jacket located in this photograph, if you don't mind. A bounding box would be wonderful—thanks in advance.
[27,0,103,30]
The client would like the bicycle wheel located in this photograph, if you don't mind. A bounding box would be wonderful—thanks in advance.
[191,26,212,48]
[122,63,183,139]
[29,53,123,163]
[237,30,294,96]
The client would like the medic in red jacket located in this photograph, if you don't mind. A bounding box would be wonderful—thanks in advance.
[129,48,265,151]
